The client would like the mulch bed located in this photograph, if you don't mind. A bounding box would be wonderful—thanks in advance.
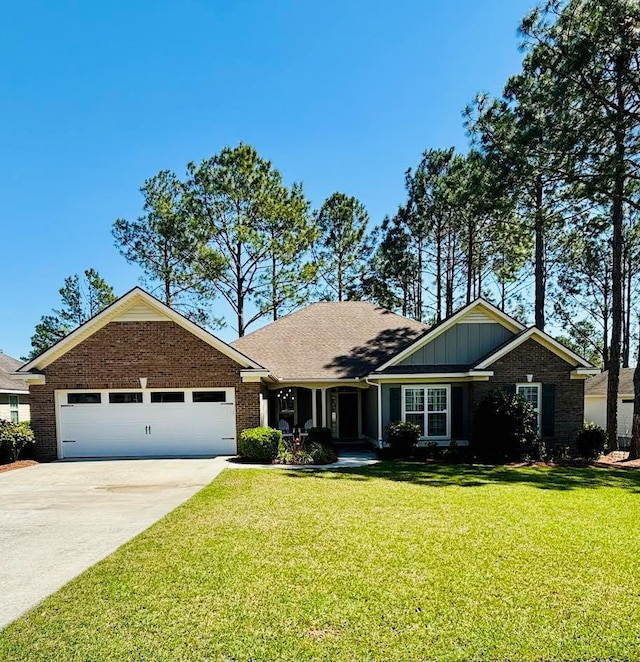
[0,460,39,474]
[593,451,640,470]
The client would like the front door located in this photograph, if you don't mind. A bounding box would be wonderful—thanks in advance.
[337,391,358,438]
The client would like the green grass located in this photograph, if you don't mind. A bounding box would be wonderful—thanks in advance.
[3,464,640,661]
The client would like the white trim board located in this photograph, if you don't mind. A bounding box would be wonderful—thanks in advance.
[474,327,597,370]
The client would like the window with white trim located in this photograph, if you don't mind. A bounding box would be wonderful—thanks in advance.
[9,395,19,423]
[402,385,450,439]
[516,383,541,433]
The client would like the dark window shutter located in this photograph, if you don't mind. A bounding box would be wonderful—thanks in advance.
[451,386,464,439]
[505,384,516,395]
[390,387,401,422]
[542,383,556,438]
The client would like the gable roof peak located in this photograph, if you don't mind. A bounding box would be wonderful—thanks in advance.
[19,286,263,373]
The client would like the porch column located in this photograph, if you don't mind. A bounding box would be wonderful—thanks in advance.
[312,388,318,427]
[321,387,328,428]
[357,389,363,439]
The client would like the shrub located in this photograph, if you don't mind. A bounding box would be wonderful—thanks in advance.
[238,427,282,462]
[472,389,538,463]
[308,441,337,464]
[550,442,572,463]
[386,421,421,458]
[576,422,607,461]
[0,420,35,463]
[425,440,442,460]
[443,439,459,463]
[276,439,337,465]
[306,427,333,445]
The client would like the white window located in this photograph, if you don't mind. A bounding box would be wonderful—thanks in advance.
[9,395,19,423]
[516,383,541,432]
[402,385,450,440]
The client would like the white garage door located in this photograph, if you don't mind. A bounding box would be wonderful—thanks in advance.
[57,388,236,458]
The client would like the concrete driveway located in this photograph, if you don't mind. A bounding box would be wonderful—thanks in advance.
[0,458,226,631]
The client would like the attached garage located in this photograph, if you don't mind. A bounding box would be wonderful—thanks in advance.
[17,288,268,461]
[57,388,236,458]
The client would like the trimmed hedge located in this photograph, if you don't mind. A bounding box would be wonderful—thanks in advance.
[238,427,282,462]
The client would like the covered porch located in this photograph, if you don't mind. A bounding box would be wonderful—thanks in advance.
[266,384,378,442]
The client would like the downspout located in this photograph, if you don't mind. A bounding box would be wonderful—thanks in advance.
[364,377,384,449]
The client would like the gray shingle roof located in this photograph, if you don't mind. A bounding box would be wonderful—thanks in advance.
[0,353,28,392]
[231,301,429,380]
[585,368,634,397]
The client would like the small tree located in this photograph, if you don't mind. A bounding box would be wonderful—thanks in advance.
[473,389,539,463]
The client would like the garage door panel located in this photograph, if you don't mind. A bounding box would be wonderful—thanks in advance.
[58,389,236,458]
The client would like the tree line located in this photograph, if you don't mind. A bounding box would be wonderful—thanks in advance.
[25,0,640,457]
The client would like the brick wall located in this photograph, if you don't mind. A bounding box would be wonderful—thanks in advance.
[30,321,261,460]
[470,338,585,448]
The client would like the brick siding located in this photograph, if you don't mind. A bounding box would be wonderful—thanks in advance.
[30,321,260,460]
[470,338,585,449]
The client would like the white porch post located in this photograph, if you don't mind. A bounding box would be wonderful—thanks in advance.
[377,384,383,446]
[321,387,328,428]
[357,389,363,439]
[312,388,318,427]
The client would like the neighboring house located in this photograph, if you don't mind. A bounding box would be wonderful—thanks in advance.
[585,369,636,448]
[0,352,30,423]
[16,287,598,461]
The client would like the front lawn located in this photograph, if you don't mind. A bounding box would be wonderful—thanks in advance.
[2,464,640,661]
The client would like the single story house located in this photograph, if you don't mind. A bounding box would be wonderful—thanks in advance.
[16,287,598,460]
[0,352,29,423]
[585,369,636,447]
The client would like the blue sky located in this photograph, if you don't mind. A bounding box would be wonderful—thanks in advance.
[0,0,535,359]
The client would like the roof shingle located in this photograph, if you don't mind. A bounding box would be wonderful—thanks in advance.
[231,302,428,380]
[0,353,28,392]
[585,368,634,397]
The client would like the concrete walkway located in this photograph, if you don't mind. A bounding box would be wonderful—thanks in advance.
[225,446,379,470]
[0,457,226,631]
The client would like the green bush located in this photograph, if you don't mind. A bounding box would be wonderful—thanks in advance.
[386,421,421,458]
[307,427,333,445]
[308,441,337,464]
[576,422,607,460]
[550,442,572,463]
[425,440,442,460]
[472,389,538,463]
[238,427,282,462]
[276,439,337,465]
[0,420,35,463]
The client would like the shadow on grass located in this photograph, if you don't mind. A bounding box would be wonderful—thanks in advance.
[280,462,640,492]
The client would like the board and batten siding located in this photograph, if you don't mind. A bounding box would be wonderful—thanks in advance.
[398,322,514,367]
